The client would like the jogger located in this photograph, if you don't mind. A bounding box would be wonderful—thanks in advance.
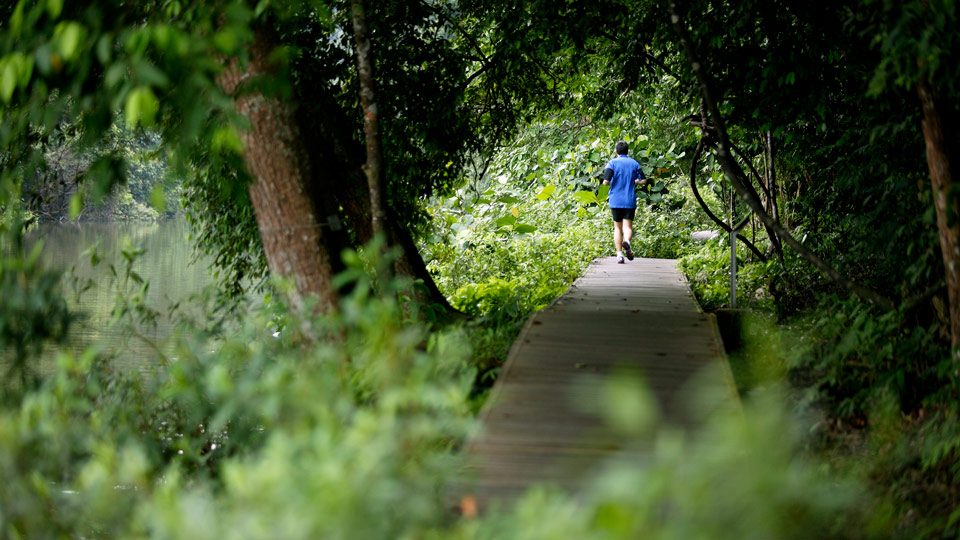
[603,141,647,263]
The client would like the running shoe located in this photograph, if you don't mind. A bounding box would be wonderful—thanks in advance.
[617,255,625,264]
[622,240,634,260]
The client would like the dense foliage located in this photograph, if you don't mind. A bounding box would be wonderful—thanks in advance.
[0,230,890,539]
[2,0,959,538]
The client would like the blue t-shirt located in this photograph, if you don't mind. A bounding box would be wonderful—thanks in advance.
[604,154,645,209]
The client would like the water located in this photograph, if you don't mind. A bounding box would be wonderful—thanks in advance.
[24,218,215,370]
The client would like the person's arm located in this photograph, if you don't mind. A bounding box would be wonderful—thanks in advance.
[603,167,613,186]
[635,164,648,186]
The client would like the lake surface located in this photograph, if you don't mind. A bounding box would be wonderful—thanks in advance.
[25,218,217,370]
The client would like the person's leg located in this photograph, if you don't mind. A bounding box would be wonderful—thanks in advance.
[621,210,636,260]
[613,220,623,253]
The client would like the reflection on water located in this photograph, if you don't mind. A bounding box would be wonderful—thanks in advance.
[25,218,214,371]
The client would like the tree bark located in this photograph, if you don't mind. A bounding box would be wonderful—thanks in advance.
[218,28,339,312]
[352,0,387,237]
[918,78,960,353]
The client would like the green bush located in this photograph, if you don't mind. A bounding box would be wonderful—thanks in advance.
[678,235,778,311]
[0,220,73,396]
[0,247,477,539]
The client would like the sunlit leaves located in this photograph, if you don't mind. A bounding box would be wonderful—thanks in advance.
[45,0,63,19]
[52,21,86,62]
[495,215,516,228]
[124,86,160,128]
[0,52,33,102]
[211,126,244,155]
[68,192,83,219]
[213,30,241,54]
[8,1,26,37]
[150,184,167,213]
[573,190,600,206]
[598,183,610,202]
[535,184,555,201]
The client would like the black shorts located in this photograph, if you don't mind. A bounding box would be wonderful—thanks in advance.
[611,207,636,222]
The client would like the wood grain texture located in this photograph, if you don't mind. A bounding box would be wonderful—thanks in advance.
[450,257,736,512]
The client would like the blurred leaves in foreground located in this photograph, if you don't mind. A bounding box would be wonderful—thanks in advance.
[0,229,894,539]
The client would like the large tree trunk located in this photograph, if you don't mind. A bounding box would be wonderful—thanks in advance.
[918,78,960,355]
[218,28,339,312]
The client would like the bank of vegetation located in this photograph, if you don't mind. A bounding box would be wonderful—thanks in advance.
[18,122,180,223]
[1,1,958,539]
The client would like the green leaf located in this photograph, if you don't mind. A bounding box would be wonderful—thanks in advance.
[602,375,658,436]
[598,183,610,202]
[0,62,16,103]
[104,63,126,88]
[46,0,63,18]
[535,185,555,201]
[135,61,171,88]
[649,193,663,203]
[10,1,25,37]
[0,53,33,102]
[54,22,87,62]
[96,35,113,64]
[573,191,599,205]
[213,30,239,54]
[69,193,83,219]
[211,126,244,154]
[513,224,537,234]
[125,86,159,128]
[150,184,166,213]
[496,215,516,227]
[498,195,521,204]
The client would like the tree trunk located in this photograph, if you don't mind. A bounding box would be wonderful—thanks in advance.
[352,0,387,237]
[334,166,462,314]
[765,131,779,223]
[918,78,960,355]
[218,28,339,312]
[296,85,462,315]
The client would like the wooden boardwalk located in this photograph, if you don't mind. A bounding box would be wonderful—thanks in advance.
[453,257,734,511]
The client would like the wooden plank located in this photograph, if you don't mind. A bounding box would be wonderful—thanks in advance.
[450,256,734,513]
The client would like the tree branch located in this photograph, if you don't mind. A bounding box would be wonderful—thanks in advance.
[689,136,767,261]
[669,1,894,310]
[352,0,387,237]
